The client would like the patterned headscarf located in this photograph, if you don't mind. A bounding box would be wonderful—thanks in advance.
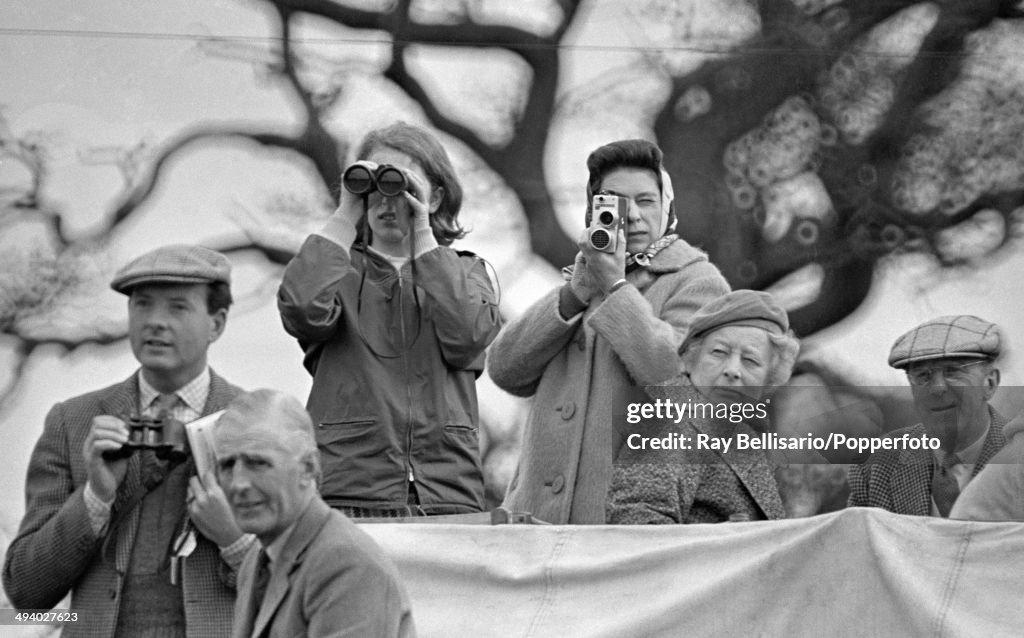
[626,167,678,270]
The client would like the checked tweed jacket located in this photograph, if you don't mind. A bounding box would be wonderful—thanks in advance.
[3,370,243,637]
[846,406,1007,516]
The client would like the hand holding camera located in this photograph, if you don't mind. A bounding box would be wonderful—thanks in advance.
[568,246,598,304]
[580,193,627,294]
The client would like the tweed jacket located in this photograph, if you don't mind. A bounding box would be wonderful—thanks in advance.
[607,384,785,524]
[233,498,415,638]
[488,238,730,524]
[3,370,244,637]
[846,406,1007,516]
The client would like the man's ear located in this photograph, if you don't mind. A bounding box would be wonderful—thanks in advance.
[299,451,321,487]
[209,308,227,344]
[429,186,444,214]
[984,366,1000,400]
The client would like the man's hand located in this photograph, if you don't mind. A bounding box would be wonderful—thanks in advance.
[83,415,130,503]
[579,227,627,295]
[188,471,244,548]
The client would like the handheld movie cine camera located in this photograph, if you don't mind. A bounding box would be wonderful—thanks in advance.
[343,163,410,197]
[588,194,628,253]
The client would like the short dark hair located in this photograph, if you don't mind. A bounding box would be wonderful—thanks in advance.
[355,122,466,246]
[206,281,233,315]
[584,139,665,224]
[127,281,232,315]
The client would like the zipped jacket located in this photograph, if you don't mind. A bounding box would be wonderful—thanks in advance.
[279,234,501,512]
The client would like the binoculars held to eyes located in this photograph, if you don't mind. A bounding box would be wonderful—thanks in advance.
[101,415,189,463]
[343,163,410,197]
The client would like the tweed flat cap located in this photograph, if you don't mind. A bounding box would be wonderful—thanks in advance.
[111,244,231,294]
[888,315,1001,369]
[681,290,789,352]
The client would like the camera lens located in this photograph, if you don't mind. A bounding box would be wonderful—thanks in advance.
[343,164,375,195]
[598,211,615,226]
[376,165,408,197]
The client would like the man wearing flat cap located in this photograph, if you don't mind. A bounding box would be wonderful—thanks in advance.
[847,315,1007,517]
[4,244,254,637]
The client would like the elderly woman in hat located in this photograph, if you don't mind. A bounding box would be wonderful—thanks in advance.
[607,289,800,524]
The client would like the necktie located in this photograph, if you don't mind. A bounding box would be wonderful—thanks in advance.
[932,454,961,517]
[152,393,179,419]
[252,549,271,608]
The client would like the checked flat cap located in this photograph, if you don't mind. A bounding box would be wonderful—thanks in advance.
[111,244,231,294]
[888,315,1001,369]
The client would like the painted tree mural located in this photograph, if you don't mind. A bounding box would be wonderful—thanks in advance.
[3,0,1024,516]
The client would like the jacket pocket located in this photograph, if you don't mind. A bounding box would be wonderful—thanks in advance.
[441,424,482,464]
[443,424,479,437]
[317,417,387,456]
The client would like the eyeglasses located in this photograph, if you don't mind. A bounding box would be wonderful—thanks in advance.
[906,360,989,387]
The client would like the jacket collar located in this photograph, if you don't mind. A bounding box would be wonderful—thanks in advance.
[251,497,333,637]
[674,383,786,520]
[642,236,712,274]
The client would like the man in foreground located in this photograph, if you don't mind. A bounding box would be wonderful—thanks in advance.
[214,389,415,637]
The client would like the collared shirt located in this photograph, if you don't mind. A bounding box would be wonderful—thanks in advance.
[84,367,211,533]
[262,518,300,579]
[139,367,211,423]
[263,524,296,575]
[261,496,318,578]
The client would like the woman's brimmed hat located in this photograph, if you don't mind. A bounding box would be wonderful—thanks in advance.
[680,290,789,353]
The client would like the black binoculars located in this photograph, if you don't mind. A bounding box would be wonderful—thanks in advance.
[102,415,188,463]
[342,163,409,197]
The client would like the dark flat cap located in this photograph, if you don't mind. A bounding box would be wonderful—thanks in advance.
[681,290,789,352]
[888,315,1000,369]
[111,244,231,294]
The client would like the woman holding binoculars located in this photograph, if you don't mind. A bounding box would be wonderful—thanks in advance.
[278,121,502,517]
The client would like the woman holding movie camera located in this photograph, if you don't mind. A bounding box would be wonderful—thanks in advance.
[606,289,800,524]
[278,122,501,517]
[487,139,731,524]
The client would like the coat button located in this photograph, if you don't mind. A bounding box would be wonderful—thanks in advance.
[109,588,117,599]
[560,402,576,420]
[550,473,565,494]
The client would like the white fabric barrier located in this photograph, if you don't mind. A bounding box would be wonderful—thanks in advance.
[363,507,1023,637]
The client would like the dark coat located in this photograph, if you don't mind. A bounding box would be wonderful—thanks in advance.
[278,235,501,512]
